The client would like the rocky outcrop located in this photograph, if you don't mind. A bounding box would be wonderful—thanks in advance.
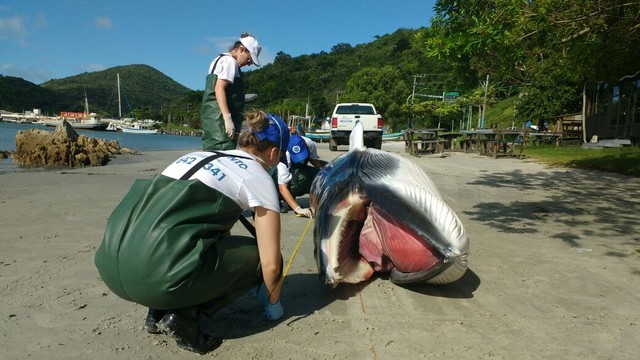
[13,120,136,167]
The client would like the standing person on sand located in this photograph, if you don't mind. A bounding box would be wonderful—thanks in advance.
[95,110,289,354]
[201,32,262,151]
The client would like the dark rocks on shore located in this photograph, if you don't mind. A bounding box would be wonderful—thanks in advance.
[13,120,138,167]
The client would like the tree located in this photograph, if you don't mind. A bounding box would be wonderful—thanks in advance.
[340,66,409,131]
[331,43,352,53]
[419,0,640,120]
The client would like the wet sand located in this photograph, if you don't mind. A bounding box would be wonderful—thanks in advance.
[1,142,638,359]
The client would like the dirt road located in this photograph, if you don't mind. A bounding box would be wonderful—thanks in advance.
[1,142,638,359]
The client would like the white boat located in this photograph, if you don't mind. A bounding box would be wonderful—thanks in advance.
[44,114,109,131]
[105,122,122,132]
[45,120,109,130]
[382,130,405,141]
[121,123,158,134]
[109,74,159,134]
[45,90,109,130]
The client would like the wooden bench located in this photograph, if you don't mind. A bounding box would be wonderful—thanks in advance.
[487,138,525,158]
[406,139,446,155]
[404,128,446,156]
[460,129,526,158]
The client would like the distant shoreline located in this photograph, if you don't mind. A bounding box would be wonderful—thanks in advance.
[0,148,199,175]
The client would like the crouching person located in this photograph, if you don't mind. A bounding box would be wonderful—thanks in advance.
[94,110,290,354]
[276,131,326,217]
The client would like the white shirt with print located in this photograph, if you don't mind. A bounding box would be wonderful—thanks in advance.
[161,150,279,213]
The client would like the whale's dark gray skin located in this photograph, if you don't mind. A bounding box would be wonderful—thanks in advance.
[310,122,469,288]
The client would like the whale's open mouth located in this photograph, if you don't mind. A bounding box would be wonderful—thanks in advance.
[320,190,454,288]
[311,123,469,288]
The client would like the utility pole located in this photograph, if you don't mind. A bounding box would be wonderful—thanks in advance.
[410,74,429,128]
[411,74,427,104]
[481,74,489,128]
[409,74,447,128]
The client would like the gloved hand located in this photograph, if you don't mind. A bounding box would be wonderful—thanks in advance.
[256,282,284,320]
[294,206,313,218]
[222,113,234,138]
[264,300,284,320]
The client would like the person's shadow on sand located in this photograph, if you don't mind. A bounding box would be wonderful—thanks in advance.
[201,269,480,341]
[201,273,339,339]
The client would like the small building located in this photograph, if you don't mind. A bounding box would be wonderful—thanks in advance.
[583,72,640,146]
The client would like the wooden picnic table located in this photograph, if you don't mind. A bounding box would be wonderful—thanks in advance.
[403,128,447,156]
[459,129,528,158]
[528,131,576,146]
[438,132,462,150]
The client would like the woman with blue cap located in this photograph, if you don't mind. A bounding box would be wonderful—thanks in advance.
[95,110,289,354]
[276,130,326,217]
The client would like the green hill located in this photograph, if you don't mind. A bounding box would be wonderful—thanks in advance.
[0,75,69,114]
[243,28,451,121]
[1,65,190,118]
[41,64,190,117]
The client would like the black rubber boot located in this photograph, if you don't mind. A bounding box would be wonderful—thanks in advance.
[156,308,221,354]
[144,308,167,334]
[280,200,289,214]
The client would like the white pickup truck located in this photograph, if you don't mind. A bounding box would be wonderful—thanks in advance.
[329,103,383,151]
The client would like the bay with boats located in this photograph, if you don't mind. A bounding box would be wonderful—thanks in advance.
[0,121,202,174]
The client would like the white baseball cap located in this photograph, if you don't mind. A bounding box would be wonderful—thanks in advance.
[240,36,261,67]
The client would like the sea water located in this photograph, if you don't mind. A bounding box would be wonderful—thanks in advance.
[0,122,202,174]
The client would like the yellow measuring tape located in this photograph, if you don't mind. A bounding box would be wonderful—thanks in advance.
[282,217,313,278]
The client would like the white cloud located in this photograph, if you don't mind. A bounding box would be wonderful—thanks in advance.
[95,16,112,29]
[199,36,274,66]
[0,63,50,84]
[193,45,210,55]
[35,11,47,29]
[204,36,237,54]
[0,15,28,46]
[84,63,106,72]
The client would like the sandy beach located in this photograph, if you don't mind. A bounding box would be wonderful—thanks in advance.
[1,141,638,359]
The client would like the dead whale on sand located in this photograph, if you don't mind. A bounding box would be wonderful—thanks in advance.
[310,122,469,287]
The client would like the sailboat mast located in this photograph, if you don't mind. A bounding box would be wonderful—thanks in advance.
[117,73,122,119]
[84,88,89,115]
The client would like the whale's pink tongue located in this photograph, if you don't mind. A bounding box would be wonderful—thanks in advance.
[359,203,442,273]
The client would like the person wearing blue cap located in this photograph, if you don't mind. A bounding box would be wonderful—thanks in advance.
[200,32,262,151]
[95,110,289,354]
[276,130,326,217]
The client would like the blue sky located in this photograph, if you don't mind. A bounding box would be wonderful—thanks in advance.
[1,0,435,90]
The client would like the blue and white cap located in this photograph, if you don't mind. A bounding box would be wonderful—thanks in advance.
[288,134,309,164]
[252,113,290,163]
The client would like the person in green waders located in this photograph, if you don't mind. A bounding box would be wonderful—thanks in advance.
[201,32,261,151]
[276,131,326,216]
[94,110,289,354]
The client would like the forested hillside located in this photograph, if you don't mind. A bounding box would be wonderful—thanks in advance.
[0,65,192,119]
[3,1,637,132]
[0,75,69,114]
[244,28,453,130]
[245,0,638,132]
[40,64,191,118]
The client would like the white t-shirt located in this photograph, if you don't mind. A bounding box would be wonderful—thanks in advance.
[207,54,240,83]
[276,154,293,185]
[276,136,320,185]
[302,136,319,161]
[161,150,280,212]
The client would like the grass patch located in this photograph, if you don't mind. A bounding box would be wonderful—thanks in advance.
[525,145,640,177]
